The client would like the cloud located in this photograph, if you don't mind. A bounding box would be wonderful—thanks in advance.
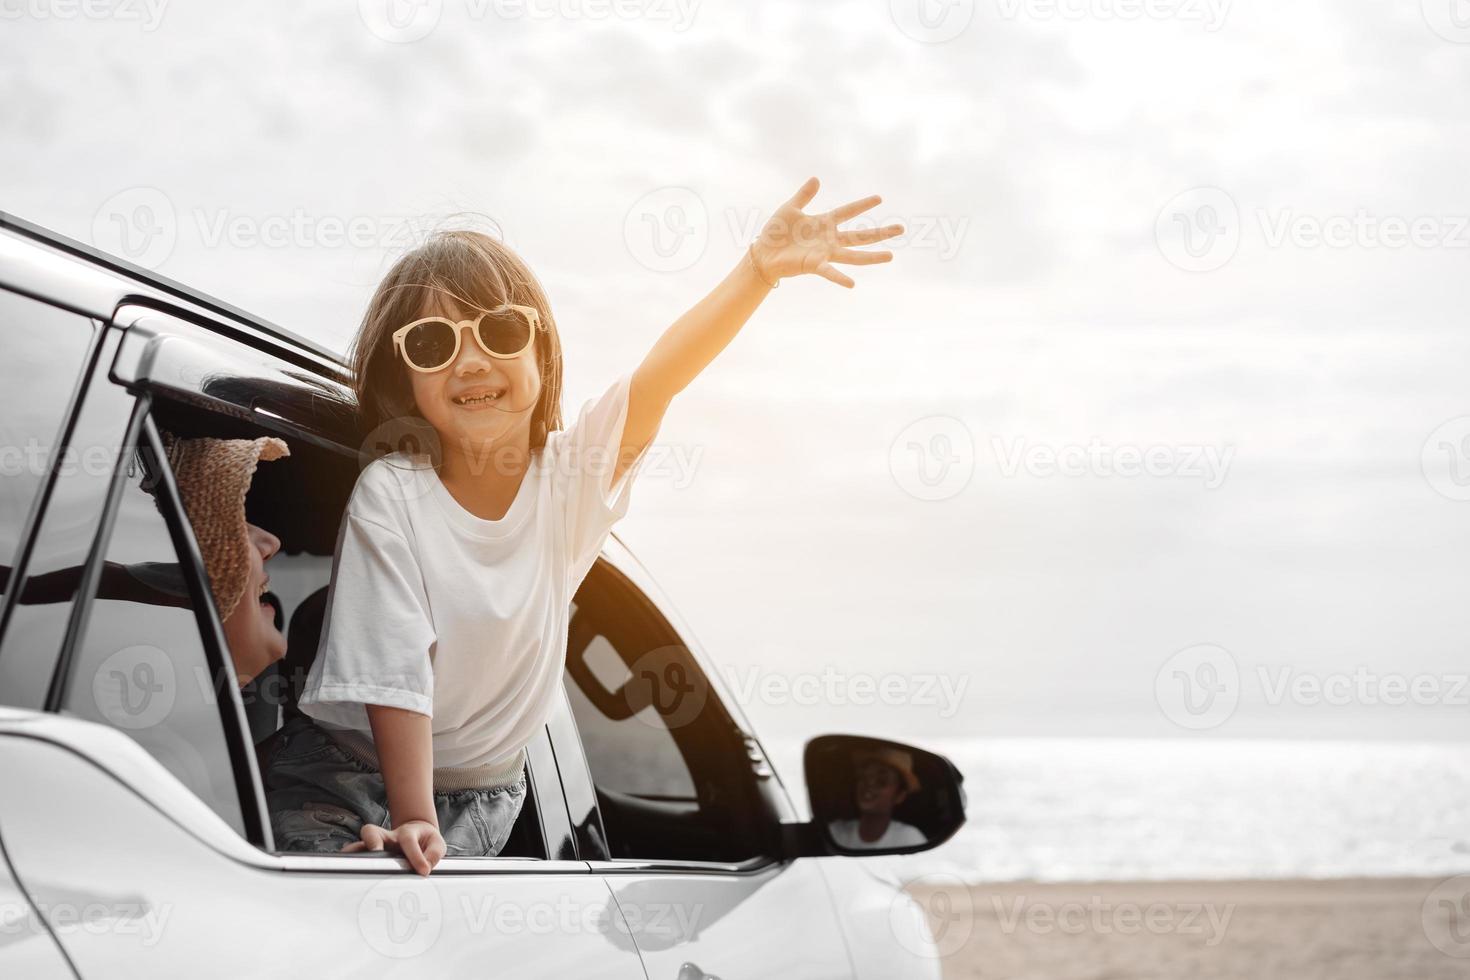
[6,0,1470,741]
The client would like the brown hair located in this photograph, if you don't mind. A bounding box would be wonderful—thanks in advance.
[350,229,564,457]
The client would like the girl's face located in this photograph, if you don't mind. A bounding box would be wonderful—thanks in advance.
[406,296,542,461]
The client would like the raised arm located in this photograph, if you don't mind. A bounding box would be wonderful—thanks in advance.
[615,177,903,484]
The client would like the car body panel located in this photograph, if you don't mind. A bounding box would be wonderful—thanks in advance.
[0,829,74,978]
[0,221,132,326]
[815,857,944,980]
[0,720,648,979]
[599,862,856,979]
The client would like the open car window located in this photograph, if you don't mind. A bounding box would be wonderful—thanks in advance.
[149,375,558,861]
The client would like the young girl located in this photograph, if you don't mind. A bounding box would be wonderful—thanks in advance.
[264,177,901,874]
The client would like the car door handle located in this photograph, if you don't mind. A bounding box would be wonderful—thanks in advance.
[677,962,721,980]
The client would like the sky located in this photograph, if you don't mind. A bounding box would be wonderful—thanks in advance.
[4,0,1470,745]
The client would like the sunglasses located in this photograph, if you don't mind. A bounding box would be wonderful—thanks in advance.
[392,304,541,373]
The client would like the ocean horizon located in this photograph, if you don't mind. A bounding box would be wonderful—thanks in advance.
[766,736,1470,884]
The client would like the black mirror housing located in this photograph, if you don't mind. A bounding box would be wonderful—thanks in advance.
[787,734,966,858]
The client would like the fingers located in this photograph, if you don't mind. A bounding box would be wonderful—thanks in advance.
[786,176,820,211]
[339,822,445,876]
[828,193,882,224]
[357,823,390,851]
[398,825,446,876]
[400,830,430,877]
[767,180,897,286]
[423,830,447,870]
[814,263,855,288]
[830,247,894,266]
[838,223,904,246]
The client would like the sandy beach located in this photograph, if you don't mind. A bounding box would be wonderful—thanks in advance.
[909,877,1467,980]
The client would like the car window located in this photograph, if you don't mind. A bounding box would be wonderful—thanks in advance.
[563,564,766,863]
[564,628,697,799]
[0,291,95,597]
[61,429,247,835]
[0,330,129,710]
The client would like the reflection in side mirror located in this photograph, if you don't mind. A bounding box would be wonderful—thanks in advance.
[803,734,966,856]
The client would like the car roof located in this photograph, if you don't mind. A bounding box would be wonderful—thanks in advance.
[0,210,340,366]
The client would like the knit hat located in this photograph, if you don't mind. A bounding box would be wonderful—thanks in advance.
[162,434,289,621]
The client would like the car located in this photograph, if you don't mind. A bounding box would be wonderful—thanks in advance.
[0,212,967,979]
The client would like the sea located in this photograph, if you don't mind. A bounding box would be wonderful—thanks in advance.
[766,737,1470,883]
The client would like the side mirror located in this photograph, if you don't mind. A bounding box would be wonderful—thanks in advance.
[793,734,966,857]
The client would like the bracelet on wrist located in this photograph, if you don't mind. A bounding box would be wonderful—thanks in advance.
[746,242,779,289]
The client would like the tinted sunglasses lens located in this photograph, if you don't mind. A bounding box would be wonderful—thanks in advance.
[402,320,457,369]
[478,309,532,356]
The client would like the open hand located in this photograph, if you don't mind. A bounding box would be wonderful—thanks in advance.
[342,819,446,876]
[750,176,903,288]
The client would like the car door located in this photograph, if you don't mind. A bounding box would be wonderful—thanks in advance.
[0,720,650,980]
[0,827,72,979]
[0,309,650,979]
[558,556,856,980]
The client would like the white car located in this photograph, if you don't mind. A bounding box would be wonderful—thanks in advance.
[0,213,966,979]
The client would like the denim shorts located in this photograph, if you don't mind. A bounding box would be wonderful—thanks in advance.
[262,714,527,857]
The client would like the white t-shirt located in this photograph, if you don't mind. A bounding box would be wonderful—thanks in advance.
[299,372,659,771]
[827,818,927,850]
